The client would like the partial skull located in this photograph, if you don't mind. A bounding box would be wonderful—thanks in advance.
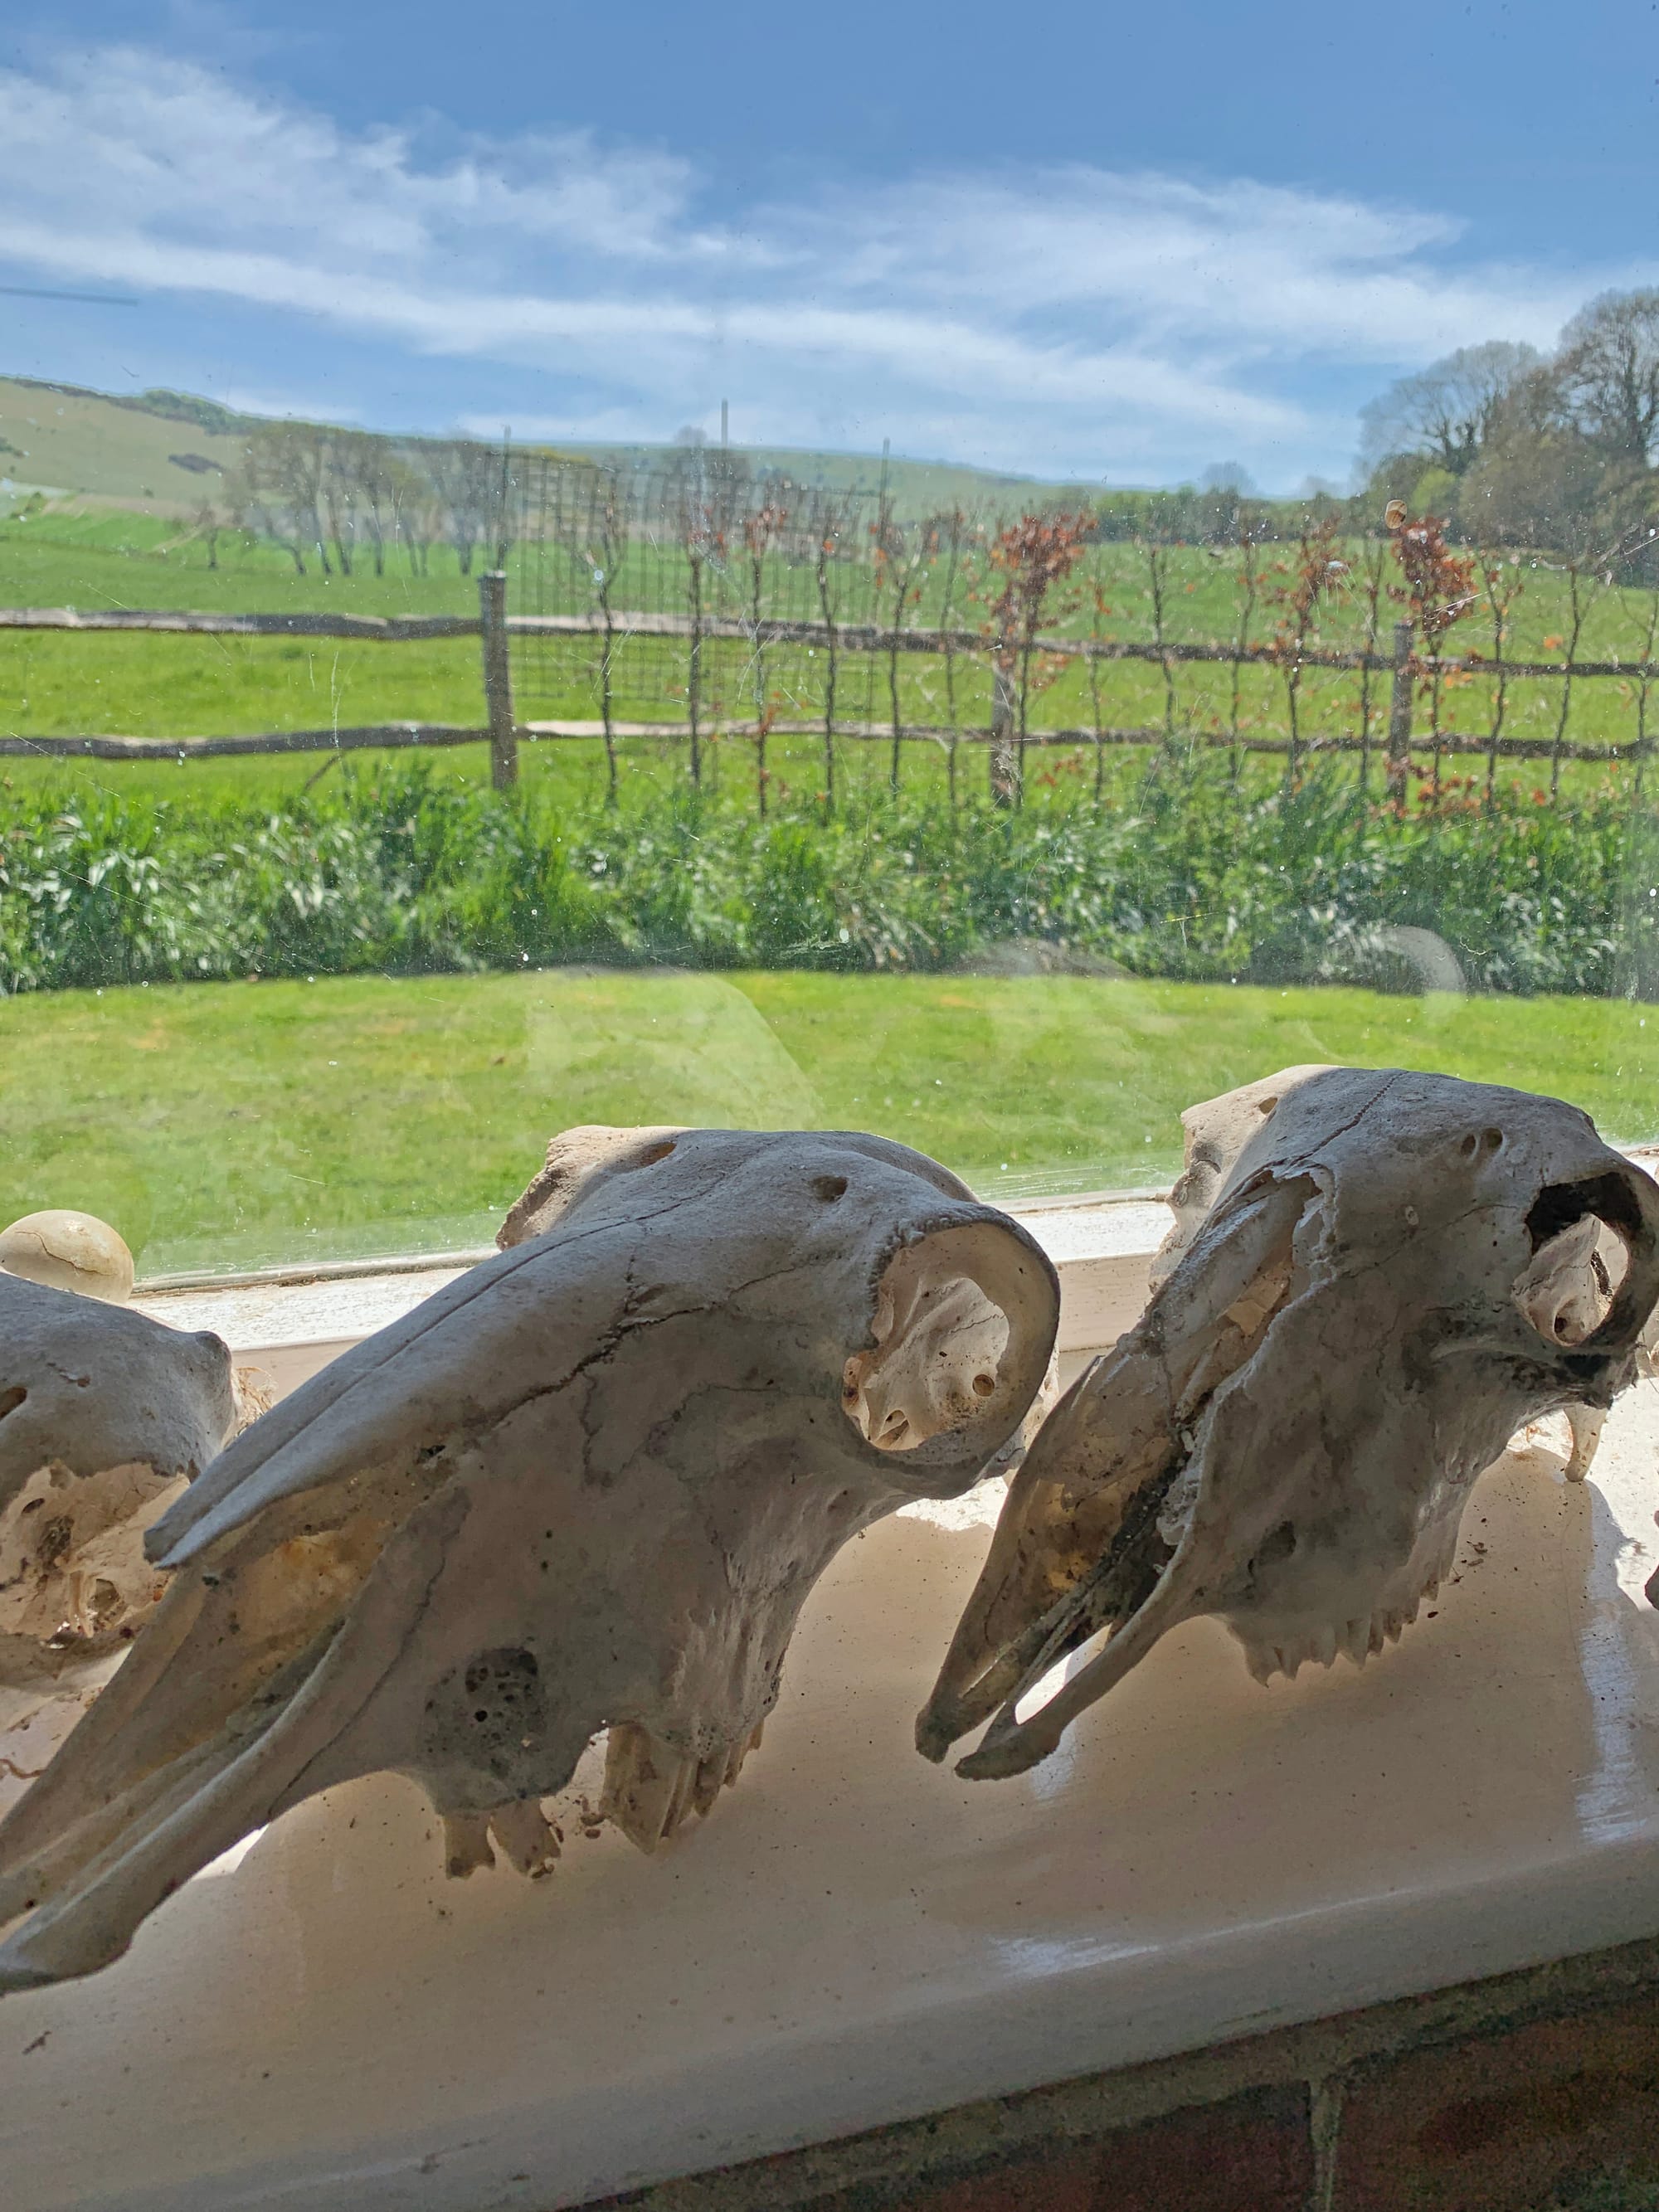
[0,1275,238,1793]
[0,1212,135,1305]
[1153,1066,1657,1481]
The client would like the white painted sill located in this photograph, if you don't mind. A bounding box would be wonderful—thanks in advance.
[3,1188,1659,2212]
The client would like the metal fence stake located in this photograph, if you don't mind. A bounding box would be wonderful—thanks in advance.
[479,571,518,791]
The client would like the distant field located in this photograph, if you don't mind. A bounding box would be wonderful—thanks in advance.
[2,509,1655,806]
[2,966,1655,1276]
[0,373,1086,523]
[0,377,249,511]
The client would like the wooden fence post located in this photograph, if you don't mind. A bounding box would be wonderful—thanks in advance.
[479,571,518,791]
[1385,620,1413,805]
[990,651,1019,807]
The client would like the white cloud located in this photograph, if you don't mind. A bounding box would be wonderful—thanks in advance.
[0,43,1652,484]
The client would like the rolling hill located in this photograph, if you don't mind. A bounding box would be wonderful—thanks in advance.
[0,377,251,511]
[0,372,1098,520]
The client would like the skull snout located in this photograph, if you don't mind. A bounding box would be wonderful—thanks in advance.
[844,1274,1008,1451]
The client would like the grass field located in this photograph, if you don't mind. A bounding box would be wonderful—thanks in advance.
[2,511,1655,797]
[2,965,1655,1276]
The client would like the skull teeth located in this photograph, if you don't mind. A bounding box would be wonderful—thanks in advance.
[600,1719,765,1855]
[441,1797,562,1880]
[1241,1590,1439,1685]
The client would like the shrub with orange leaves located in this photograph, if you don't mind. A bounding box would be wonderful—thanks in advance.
[974,508,1093,802]
[1388,508,1477,668]
[980,509,1093,657]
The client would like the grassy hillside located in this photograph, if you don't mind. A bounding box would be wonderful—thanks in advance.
[0,376,251,512]
[562,440,1099,512]
[0,370,1093,523]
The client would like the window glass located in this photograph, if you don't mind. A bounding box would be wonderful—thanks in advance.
[3,9,1657,1278]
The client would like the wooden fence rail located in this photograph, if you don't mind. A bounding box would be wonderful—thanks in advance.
[3,600,1654,683]
[2,581,1653,792]
[4,722,1642,767]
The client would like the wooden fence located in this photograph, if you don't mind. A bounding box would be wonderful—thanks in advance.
[3,583,1657,798]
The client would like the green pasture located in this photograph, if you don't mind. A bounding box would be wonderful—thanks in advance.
[2,965,1655,1277]
[1,513,1655,791]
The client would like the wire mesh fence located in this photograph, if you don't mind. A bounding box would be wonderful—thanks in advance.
[511,448,982,727]
[508,452,1659,807]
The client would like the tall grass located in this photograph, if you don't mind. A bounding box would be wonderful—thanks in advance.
[4,754,1657,1000]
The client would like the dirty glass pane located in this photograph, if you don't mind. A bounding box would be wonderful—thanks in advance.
[2,10,1657,1276]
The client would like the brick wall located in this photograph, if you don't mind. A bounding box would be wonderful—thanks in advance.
[587,1935,1659,2212]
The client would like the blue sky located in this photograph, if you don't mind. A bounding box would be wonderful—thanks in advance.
[0,2,1654,490]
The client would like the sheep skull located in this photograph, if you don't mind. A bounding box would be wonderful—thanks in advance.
[0,1274,237,1742]
[917,1069,1659,1781]
[0,1128,1058,1990]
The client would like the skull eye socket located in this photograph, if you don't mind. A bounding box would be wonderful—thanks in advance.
[1526,1172,1645,1252]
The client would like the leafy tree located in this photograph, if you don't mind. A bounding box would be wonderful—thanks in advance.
[1357,341,1541,476]
[1558,288,1659,464]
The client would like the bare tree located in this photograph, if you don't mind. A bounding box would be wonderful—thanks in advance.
[426,440,509,576]
[1477,551,1524,806]
[187,492,241,571]
[319,445,357,576]
[932,508,971,807]
[669,445,747,790]
[876,516,932,797]
[1357,342,1541,477]
[333,431,407,578]
[806,486,859,812]
[394,450,445,576]
[576,470,630,808]
[742,494,789,817]
[231,422,330,576]
[1558,289,1659,464]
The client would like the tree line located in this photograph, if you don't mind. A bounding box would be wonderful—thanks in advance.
[192,289,1659,586]
[193,424,513,578]
[1355,289,1659,575]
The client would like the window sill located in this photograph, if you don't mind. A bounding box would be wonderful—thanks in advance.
[129,1190,1175,1398]
[4,1189,1658,2210]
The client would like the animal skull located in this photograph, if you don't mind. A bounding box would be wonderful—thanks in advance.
[1149,1066,1334,1294]
[0,1128,1058,1991]
[917,1069,1659,1782]
[1153,1065,1656,1481]
[0,1273,239,1747]
[0,1210,136,1305]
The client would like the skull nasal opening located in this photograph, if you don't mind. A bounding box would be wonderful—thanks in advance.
[1525,1172,1647,1252]
[1515,1174,1649,1349]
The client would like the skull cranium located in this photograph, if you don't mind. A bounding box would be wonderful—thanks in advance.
[917,1069,1659,1781]
[0,1128,1058,1991]
[1154,1065,1655,1482]
[0,1273,238,1748]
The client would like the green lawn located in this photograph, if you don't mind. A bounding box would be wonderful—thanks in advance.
[2,966,1655,1277]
